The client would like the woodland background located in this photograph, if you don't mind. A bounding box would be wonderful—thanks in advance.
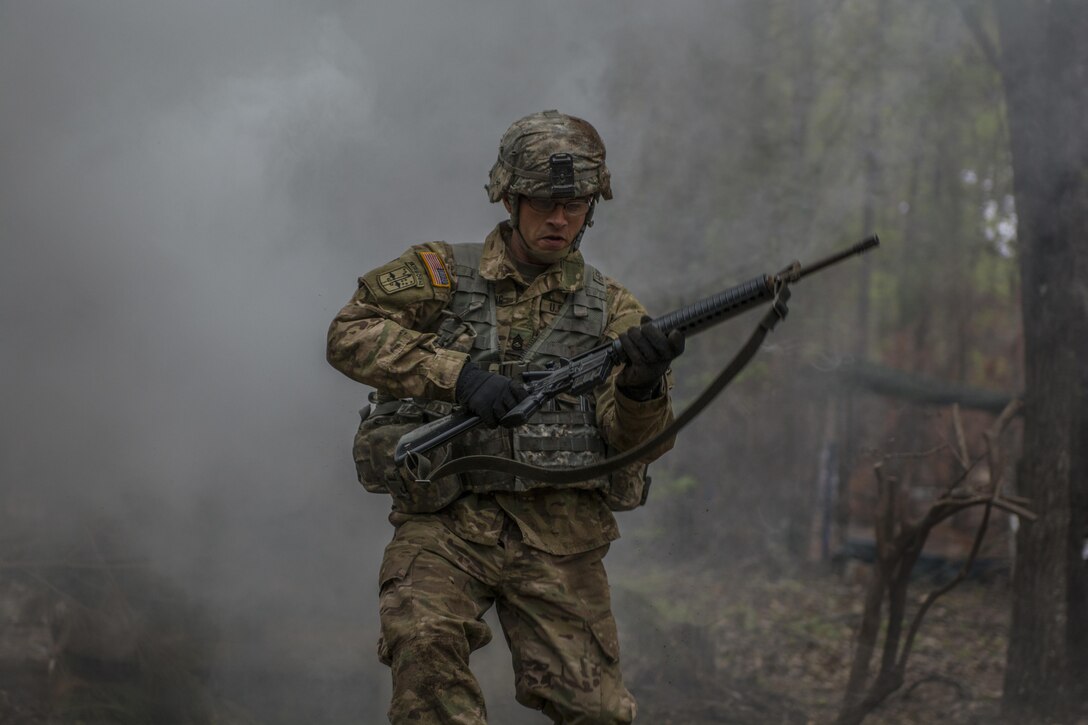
[1,1,1085,723]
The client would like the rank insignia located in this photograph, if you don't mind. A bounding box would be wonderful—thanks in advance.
[377,264,423,294]
[418,251,451,288]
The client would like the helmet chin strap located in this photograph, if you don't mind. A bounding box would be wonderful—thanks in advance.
[571,201,596,252]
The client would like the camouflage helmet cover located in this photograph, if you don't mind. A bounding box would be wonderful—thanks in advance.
[486,110,613,203]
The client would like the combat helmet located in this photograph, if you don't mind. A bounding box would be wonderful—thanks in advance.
[487,110,612,250]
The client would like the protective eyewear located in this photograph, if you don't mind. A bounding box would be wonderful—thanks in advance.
[524,197,592,216]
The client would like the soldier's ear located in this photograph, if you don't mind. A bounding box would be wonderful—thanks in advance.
[502,195,514,214]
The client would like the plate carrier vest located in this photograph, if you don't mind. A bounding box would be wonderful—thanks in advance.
[354,242,651,513]
[434,242,612,493]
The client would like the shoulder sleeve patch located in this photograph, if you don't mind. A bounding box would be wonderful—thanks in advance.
[375,261,426,294]
[418,251,451,288]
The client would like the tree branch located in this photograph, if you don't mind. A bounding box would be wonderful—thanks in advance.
[836,397,1030,725]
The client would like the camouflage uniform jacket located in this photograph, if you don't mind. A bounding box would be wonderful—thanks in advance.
[327,222,675,555]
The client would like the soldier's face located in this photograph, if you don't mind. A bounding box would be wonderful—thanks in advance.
[504,195,587,264]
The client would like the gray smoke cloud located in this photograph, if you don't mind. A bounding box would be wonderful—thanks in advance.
[1,1,930,721]
[0,2,675,719]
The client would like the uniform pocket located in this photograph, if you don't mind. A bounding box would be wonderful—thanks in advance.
[377,539,421,666]
[354,400,463,512]
[588,611,621,664]
[353,410,405,495]
[604,463,651,511]
[379,539,420,591]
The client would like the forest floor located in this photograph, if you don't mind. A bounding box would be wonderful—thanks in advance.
[0,526,1058,724]
[615,558,1011,725]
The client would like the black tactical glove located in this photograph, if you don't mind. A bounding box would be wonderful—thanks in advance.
[455,362,530,427]
[616,316,685,401]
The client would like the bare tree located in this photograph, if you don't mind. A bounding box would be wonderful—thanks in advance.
[836,401,1029,725]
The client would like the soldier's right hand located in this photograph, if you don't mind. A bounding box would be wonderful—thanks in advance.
[455,362,530,427]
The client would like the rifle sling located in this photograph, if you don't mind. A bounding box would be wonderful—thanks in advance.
[418,286,791,486]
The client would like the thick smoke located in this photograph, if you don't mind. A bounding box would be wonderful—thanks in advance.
[2,1,972,721]
[0,2,671,719]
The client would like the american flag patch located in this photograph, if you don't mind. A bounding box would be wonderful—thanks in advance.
[418,251,451,287]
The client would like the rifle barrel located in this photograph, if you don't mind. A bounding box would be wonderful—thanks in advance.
[796,234,879,280]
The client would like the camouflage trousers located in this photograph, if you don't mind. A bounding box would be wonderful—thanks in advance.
[377,516,637,724]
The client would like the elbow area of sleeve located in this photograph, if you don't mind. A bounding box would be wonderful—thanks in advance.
[610,388,676,457]
[425,348,472,401]
[614,386,671,422]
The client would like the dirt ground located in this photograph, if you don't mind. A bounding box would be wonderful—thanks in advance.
[615,559,1011,725]
[0,534,1052,724]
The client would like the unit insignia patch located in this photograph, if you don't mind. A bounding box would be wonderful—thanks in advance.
[377,263,424,294]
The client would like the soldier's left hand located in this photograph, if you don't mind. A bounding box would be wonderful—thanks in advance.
[616,316,685,399]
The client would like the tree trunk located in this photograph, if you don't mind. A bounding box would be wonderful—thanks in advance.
[994,1,1088,719]
[783,0,821,560]
[837,0,890,568]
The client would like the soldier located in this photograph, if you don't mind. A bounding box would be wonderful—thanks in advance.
[327,110,685,724]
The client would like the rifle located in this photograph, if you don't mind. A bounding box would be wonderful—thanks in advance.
[394,235,879,467]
